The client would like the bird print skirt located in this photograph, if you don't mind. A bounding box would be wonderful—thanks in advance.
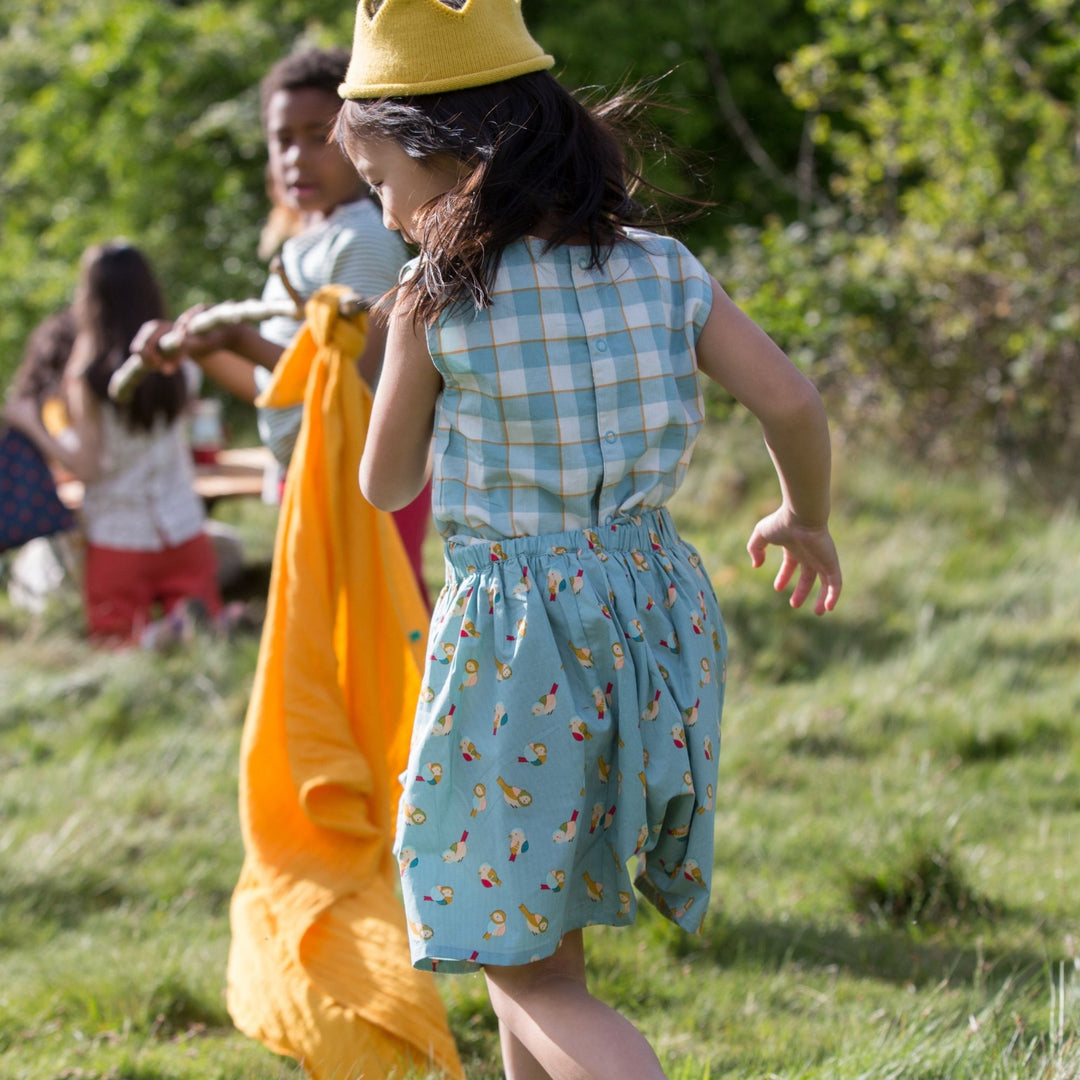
[394,508,726,973]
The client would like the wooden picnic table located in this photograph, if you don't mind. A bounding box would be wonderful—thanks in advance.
[56,445,273,511]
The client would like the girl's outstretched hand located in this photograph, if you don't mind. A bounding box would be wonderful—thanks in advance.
[747,507,842,615]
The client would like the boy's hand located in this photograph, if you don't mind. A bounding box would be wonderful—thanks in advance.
[170,303,239,360]
[130,319,181,374]
[747,507,842,615]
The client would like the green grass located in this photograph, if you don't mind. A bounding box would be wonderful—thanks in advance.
[1,424,1078,1079]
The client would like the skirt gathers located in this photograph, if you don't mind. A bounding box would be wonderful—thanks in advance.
[394,508,726,973]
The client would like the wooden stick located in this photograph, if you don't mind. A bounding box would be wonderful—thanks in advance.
[108,291,370,404]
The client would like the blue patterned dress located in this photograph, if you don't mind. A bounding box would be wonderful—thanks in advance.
[395,231,727,972]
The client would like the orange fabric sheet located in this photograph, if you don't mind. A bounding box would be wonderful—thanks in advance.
[226,286,462,1079]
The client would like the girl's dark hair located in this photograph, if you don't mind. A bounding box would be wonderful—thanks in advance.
[76,241,188,430]
[10,306,77,407]
[335,71,669,322]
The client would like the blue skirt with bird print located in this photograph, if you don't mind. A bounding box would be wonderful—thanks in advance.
[394,508,726,972]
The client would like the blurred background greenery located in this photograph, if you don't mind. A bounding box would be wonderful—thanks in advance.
[2,0,1077,487]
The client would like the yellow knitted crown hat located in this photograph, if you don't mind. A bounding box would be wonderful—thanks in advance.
[339,0,554,99]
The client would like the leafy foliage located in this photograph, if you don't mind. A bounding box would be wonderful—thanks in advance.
[0,0,353,382]
[0,0,816,388]
[709,0,1080,484]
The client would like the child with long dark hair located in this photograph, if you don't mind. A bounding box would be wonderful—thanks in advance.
[333,1,842,1077]
[4,241,221,642]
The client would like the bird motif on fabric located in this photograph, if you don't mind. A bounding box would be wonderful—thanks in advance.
[431,642,456,664]
[611,641,625,669]
[492,702,509,735]
[671,896,696,920]
[442,830,469,862]
[420,684,436,703]
[547,569,566,600]
[625,619,645,643]
[490,542,509,562]
[483,910,507,938]
[569,717,592,742]
[664,582,678,609]
[517,741,547,766]
[518,903,549,934]
[641,688,662,721]
[458,658,480,690]
[631,550,650,572]
[496,776,533,807]
[660,631,681,654]
[552,809,579,843]
[460,738,482,762]
[618,891,632,917]
[671,723,687,748]
[582,871,604,902]
[408,921,434,940]
[398,847,419,874]
[507,828,529,861]
[471,782,487,816]
[703,736,714,761]
[512,566,531,597]
[531,682,559,715]
[597,755,611,783]
[432,704,456,736]
[589,803,605,834]
[403,804,428,825]
[541,868,566,892]
[683,860,706,887]
[682,698,700,726]
[494,657,513,681]
[590,687,606,719]
[506,617,527,642]
[423,885,455,905]
[699,657,712,686]
[460,618,481,639]
[415,762,444,785]
[571,568,585,594]
[568,640,594,668]
[486,582,500,613]
[478,863,503,887]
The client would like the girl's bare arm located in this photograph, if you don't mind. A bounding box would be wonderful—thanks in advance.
[696,278,842,613]
[359,304,441,511]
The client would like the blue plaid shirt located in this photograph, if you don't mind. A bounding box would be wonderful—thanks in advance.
[423,230,714,540]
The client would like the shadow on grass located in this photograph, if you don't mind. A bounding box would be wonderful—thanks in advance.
[0,868,136,944]
[662,908,1049,998]
[721,599,908,683]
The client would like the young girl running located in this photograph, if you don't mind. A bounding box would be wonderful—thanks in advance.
[334,1,842,1076]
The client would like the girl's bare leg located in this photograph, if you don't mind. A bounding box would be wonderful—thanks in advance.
[499,1019,553,1080]
[483,930,667,1080]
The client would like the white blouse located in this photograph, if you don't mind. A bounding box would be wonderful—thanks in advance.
[80,405,206,551]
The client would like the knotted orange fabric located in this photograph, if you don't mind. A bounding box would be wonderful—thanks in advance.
[226,286,463,1079]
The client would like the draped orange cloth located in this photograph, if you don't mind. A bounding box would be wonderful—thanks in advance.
[226,286,462,1079]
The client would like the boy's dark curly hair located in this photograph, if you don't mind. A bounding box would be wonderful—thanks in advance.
[260,47,351,128]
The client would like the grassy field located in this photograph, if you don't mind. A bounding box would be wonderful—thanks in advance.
[1,422,1078,1080]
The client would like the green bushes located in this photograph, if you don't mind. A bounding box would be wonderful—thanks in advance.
[707,0,1080,488]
